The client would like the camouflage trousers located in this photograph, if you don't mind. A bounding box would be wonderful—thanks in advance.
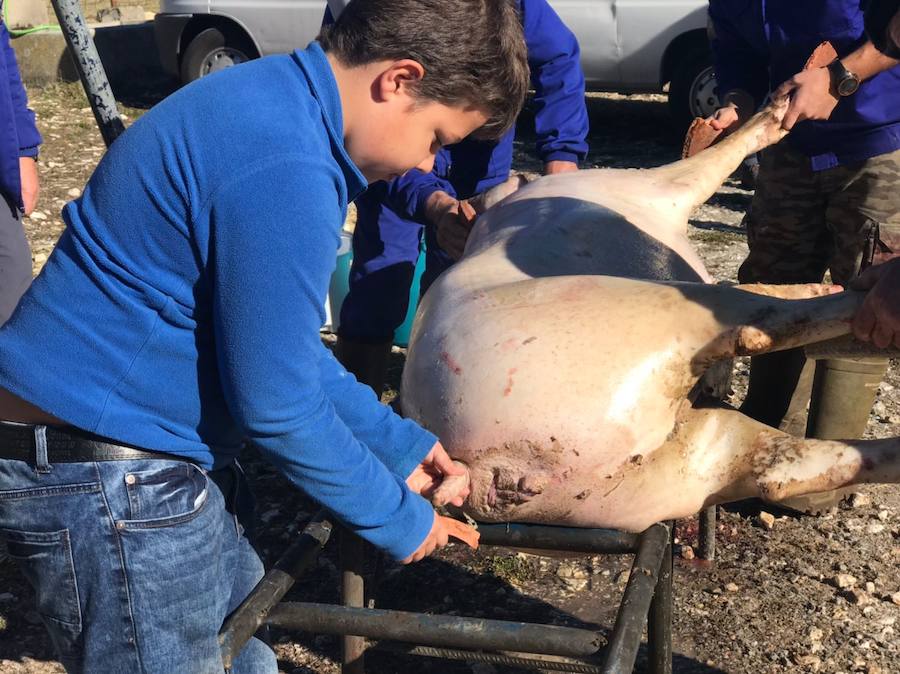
[738,143,900,286]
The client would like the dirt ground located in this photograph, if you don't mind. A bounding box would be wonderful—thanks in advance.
[0,82,898,674]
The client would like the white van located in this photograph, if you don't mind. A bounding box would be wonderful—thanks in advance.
[154,0,718,128]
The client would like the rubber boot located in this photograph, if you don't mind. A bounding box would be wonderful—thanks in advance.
[334,337,392,399]
[776,357,889,514]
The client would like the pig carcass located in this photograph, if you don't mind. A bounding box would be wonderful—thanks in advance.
[402,98,899,532]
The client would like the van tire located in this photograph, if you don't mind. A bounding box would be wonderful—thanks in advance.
[668,48,719,134]
[180,27,255,84]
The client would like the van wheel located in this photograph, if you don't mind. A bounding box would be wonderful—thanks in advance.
[180,27,255,84]
[668,48,720,134]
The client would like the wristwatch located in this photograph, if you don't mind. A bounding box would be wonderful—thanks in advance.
[827,59,860,96]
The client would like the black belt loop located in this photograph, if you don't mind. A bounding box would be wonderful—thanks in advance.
[34,425,51,474]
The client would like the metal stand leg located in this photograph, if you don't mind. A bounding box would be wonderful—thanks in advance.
[601,523,671,673]
[648,525,673,674]
[340,529,366,674]
[698,505,716,561]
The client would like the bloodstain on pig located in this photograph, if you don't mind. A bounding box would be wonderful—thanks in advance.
[503,367,517,396]
[440,351,463,375]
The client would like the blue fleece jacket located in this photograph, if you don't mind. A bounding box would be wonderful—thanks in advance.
[709,0,900,170]
[0,43,437,560]
[0,19,42,210]
[386,0,589,219]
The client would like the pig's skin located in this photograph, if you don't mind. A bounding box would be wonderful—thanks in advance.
[403,99,900,531]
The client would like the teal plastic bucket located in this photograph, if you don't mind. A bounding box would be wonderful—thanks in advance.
[393,240,427,348]
[327,234,426,348]
[327,232,354,332]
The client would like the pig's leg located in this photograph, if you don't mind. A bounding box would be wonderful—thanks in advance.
[750,433,900,503]
[804,334,900,360]
[677,406,899,507]
[687,285,867,374]
[661,406,898,515]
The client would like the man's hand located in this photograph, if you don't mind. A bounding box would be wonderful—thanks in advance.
[774,66,838,130]
[19,157,39,216]
[543,160,578,176]
[850,258,900,348]
[406,441,470,507]
[425,191,477,260]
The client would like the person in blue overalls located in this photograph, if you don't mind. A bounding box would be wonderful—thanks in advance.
[0,15,41,325]
[335,0,589,392]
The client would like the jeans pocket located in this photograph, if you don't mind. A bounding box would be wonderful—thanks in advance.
[0,527,82,655]
[120,462,210,529]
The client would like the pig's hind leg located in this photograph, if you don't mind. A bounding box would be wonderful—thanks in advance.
[667,406,899,514]
[749,432,900,503]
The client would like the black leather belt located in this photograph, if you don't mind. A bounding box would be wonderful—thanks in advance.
[0,422,194,464]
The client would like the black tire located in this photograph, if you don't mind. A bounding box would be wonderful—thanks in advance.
[667,47,720,134]
[179,27,255,85]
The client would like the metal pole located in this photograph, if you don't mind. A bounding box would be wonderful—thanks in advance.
[647,524,673,674]
[340,529,367,674]
[219,513,333,670]
[372,642,606,673]
[48,0,126,147]
[478,523,639,554]
[698,505,716,560]
[601,522,670,673]
[267,603,604,657]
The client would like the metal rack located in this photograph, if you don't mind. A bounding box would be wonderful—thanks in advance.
[219,513,674,674]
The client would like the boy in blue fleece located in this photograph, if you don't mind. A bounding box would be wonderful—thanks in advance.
[0,1,529,671]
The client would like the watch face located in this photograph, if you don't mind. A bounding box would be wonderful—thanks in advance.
[838,76,860,96]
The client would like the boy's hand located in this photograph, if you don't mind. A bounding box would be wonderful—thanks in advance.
[401,513,479,564]
[406,441,470,506]
[425,191,477,260]
[707,90,755,135]
[19,157,40,216]
[707,102,749,134]
[543,160,578,176]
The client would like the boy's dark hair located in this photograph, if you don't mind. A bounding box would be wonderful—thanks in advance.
[319,0,529,140]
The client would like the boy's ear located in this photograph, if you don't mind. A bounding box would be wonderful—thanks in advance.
[374,59,426,101]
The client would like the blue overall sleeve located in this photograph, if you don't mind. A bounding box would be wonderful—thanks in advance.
[384,150,456,222]
[520,0,588,164]
[208,157,434,559]
[708,0,770,108]
[1,23,41,157]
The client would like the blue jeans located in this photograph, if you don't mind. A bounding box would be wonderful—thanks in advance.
[0,436,276,673]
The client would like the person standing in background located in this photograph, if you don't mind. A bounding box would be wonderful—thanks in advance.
[706,0,900,435]
[334,0,589,394]
[0,12,40,324]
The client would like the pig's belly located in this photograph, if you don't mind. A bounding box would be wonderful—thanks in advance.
[456,426,694,531]
[403,277,724,530]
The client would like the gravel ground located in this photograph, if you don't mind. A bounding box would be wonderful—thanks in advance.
[0,83,898,674]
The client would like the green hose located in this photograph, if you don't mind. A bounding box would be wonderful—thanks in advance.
[2,0,61,36]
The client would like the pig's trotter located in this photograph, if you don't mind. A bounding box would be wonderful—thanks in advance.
[431,460,471,507]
